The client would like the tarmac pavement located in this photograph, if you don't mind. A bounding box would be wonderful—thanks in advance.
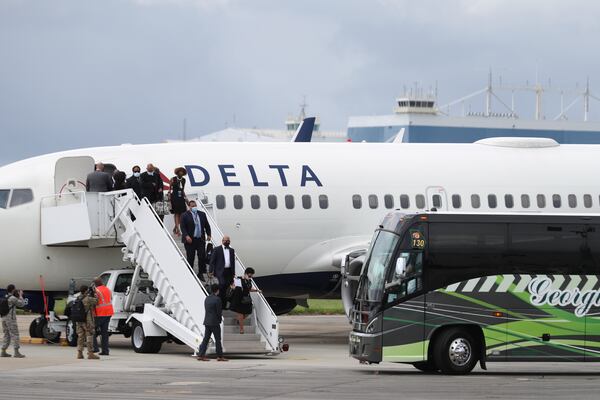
[1,314,599,399]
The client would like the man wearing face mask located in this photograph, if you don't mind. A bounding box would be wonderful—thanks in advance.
[209,235,236,307]
[125,165,143,198]
[180,200,212,281]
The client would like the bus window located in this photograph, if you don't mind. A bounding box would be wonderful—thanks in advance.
[568,194,577,208]
[250,195,260,210]
[505,194,514,208]
[552,194,562,208]
[400,194,410,209]
[521,194,530,208]
[384,194,394,209]
[415,194,425,209]
[451,194,461,209]
[584,194,592,208]
[488,194,497,208]
[537,194,546,208]
[369,195,378,209]
[352,195,362,209]
[471,194,480,209]
[387,252,423,302]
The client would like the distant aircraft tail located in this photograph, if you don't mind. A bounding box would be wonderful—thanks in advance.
[291,117,316,142]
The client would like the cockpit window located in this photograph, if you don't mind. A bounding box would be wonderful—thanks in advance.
[0,190,9,209]
[9,189,34,208]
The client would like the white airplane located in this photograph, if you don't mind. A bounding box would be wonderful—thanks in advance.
[0,136,598,314]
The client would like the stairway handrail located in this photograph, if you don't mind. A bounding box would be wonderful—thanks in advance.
[197,201,279,351]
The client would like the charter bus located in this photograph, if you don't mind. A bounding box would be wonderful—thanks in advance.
[345,212,600,374]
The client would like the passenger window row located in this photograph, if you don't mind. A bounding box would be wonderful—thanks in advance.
[351,192,599,210]
[215,194,328,210]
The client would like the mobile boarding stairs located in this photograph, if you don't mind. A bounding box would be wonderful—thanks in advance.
[40,188,281,355]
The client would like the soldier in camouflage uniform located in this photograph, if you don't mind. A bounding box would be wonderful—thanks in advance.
[1,284,25,358]
[76,285,99,360]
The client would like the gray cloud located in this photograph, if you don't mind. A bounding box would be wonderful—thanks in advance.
[1,0,599,165]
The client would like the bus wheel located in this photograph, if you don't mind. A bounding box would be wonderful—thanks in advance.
[412,361,437,373]
[434,328,478,375]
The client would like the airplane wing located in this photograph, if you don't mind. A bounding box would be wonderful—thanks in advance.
[291,117,316,142]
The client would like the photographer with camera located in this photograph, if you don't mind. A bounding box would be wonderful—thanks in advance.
[0,284,25,358]
[71,285,99,360]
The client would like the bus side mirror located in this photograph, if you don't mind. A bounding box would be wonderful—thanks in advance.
[395,258,407,277]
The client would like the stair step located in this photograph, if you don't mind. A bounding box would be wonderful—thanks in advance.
[223,333,262,342]
[223,325,256,334]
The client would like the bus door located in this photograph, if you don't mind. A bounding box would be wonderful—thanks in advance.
[381,230,427,363]
[426,186,447,211]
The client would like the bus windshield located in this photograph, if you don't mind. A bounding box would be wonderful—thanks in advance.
[359,230,400,303]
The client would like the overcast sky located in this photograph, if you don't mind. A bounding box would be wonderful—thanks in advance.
[1,0,600,165]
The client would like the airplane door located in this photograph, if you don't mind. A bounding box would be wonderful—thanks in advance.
[54,156,95,195]
[426,186,447,210]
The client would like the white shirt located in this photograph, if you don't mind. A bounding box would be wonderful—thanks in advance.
[223,246,231,269]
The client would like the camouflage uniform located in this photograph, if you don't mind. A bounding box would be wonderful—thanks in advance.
[76,293,98,355]
[1,294,25,351]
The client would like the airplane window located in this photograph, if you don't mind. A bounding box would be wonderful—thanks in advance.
[568,194,577,208]
[250,195,260,210]
[504,194,514,208]
[319,195,328,209]
[537,194,546,208]
[552,194,561,208]
[584,194,592,208]
[352,195,362,209]
[0,190,9,209]
[487,194,497,209]
[268,195,277,209]
[384,194,394,209]
[368,195,378,209]
[400,195,410,209]
[471,194,481,209]
[521,194,530,208]
[432,194,442,208]
[451,194,461,209]
[233,195,243,210]
[285,195,295,209]
[216,195,226,209]
[9,189,33,208]
[302,195,312,209]
[415,194,425,209]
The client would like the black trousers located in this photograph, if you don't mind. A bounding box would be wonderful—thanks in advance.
[184,238,206,278]
[220,268,234,307]
[93,316,110,354]
[198,325,223,357]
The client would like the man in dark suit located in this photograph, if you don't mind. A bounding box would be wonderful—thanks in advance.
[196,284,227,362]
[139,163,161,203]
[180,200,211,280]
[86,163,113,192]
[209,235,235,306]
[125,165,143,198]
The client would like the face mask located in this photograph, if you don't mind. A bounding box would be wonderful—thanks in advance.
[133,172,140,177]
[147,171,154,176]
[191,207,198,212]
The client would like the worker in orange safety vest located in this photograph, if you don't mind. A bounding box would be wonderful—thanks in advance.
[92,277,114,355]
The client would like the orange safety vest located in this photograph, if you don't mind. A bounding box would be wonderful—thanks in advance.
[95,285,114,317]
